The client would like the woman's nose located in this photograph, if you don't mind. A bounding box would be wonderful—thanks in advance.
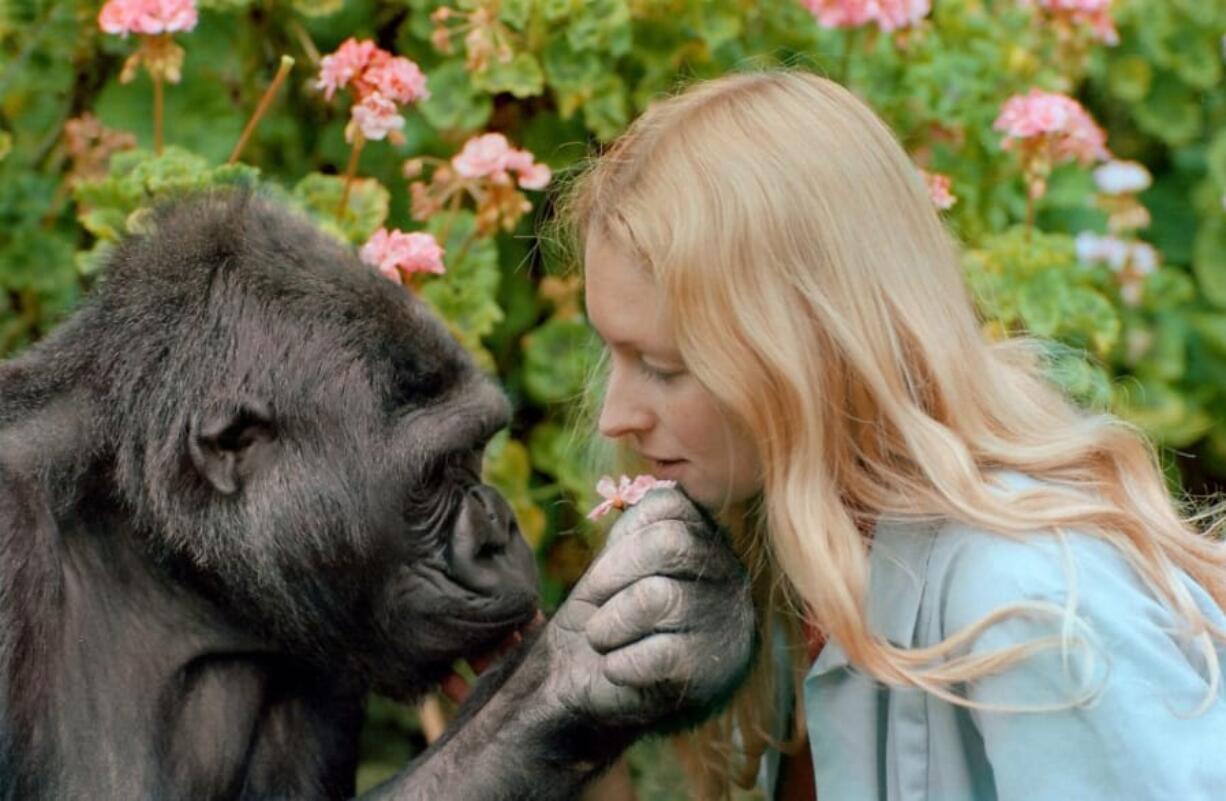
[598,369,653,439]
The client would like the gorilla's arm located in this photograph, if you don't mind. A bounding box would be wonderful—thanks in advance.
[363,490,755,801]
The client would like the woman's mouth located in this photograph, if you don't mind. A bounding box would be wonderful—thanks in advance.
[649,458,686,478]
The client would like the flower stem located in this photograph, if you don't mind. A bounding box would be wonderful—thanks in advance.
[229,55,294,166]
[152,71,164,155]
[338,130,366,217]
[435,190,464,249]
[449,231,475,273]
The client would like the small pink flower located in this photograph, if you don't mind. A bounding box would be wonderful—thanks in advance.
[587,475,678,520]
[1022,0,1118,45]
[921,170,957,210]
[363,55,430,105]
[350,93,404,142]
[799,0,929,31]
[98,0,197,37]
[360,228,446,281]
[871,0,931,31]
[453,133,552,190]
[453,133,514,180]
[994,89,1109,165]
[800,0,873,27]
[316,38,378,101]
[502,148,552,190]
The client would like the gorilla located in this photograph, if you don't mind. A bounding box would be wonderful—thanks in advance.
[0,191,754,800]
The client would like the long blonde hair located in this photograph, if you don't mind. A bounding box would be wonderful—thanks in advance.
[557,69,1226,796]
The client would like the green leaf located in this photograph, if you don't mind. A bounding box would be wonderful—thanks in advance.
[1113,379,1213,448]
[419,61,492,133]
[292,172,389,245]
[291,0,345,16]
[1106,55,1152,103]
[581,76,629,141]
[1017,270,1066,337]
[1191,312,1226,359]
[521,316,599,404]
[1193,218,1226,309]
[1040,350,1112,410]
[1132,74,1202,146]
[498,0,532,29]
[482,430,546,549]
[472,51,545,98]
[1062,287,1120,356]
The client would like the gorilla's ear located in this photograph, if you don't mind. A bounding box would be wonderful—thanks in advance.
[188,400,277,496]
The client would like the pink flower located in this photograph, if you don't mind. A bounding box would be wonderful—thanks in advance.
[994,89,1109,165]
[800,0,874,28]
[360,229,445,281]
[1022,0,1118,45]
[452,133,552,190]
[316,38,378,101]
[317,39,429,108]
[98,0,197,37]
[363,55,430,105]
[587,475,678,521]
[921,170,957,210]
[502,149,552,190]
[453,133,514,179]
[871,0,931,31]
[350,93,404,142]
[799,0,929,31]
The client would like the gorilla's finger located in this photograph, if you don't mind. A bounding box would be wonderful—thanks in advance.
[585,575,691,653]
[602,633,691,689]
[604,487,706,549]
[572,522,733,607]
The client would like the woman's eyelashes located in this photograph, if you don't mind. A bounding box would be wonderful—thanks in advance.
[638,359,684,383]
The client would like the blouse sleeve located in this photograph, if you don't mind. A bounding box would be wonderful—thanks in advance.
[938,527,1226,801]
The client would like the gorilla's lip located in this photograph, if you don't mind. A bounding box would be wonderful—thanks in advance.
[438,610,545,701]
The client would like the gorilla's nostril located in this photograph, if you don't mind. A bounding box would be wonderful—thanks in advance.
[447,485,532,595]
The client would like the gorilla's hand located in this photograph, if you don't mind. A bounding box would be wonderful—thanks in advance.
[541,488,755,733]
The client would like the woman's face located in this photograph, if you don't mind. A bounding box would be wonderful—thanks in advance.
[583,230,764,511]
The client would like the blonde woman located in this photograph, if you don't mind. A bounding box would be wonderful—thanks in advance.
[561,70,1226,800]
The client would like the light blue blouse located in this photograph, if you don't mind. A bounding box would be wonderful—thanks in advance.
[760,471,1226,801]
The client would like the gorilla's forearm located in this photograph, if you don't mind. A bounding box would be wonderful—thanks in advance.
[362,642,617,801]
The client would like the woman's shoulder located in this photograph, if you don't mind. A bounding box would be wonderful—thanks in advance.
[907,470,1226,647]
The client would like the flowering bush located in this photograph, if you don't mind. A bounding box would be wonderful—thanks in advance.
[2,0,1225,794]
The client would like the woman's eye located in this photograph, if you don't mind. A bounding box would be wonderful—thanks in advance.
[639,360,683,382]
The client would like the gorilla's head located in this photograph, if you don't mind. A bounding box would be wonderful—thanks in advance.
[77,191,537,697]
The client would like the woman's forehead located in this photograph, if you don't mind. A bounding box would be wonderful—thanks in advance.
[584,233,674,353]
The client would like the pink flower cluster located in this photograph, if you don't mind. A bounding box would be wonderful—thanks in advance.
[993,89,1109,165]
[588,475,678,521]
[800,0,930,32]
[1021,0,1118,45]
[317,38,429,142]
[452,133,551,191]
[359,228,445,283]
[98,0,197,37]
[921,170,957,210]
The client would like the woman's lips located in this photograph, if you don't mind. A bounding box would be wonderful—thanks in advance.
[650,458,686,479]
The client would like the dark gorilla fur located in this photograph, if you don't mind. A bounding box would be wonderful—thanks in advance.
[0,191,541,799]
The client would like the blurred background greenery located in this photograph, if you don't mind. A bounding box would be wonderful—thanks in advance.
[2,0,1224,796]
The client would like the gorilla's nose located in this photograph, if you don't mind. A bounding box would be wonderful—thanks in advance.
[448,485,536,596]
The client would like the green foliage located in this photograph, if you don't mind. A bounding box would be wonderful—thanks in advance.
[4,0,1226,795]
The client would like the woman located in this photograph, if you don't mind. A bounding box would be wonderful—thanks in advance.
[559,70,1226,800]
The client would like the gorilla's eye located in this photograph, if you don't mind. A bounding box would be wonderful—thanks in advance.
[388,368,446,413]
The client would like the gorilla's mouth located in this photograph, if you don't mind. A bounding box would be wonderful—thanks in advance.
[438,609,545,702]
